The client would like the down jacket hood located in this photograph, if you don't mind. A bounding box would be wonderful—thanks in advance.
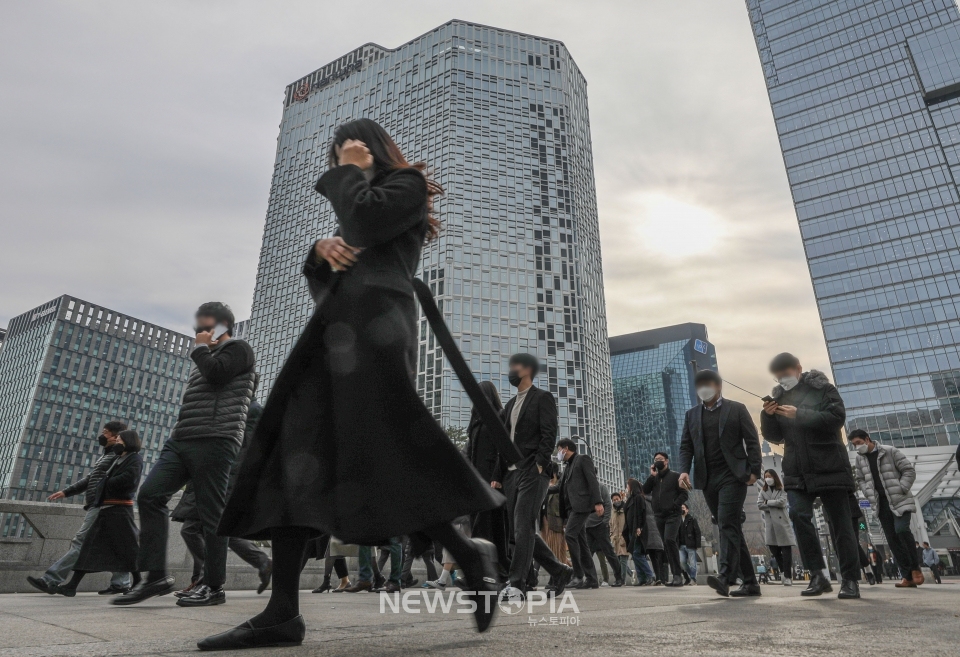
[771,370,830,400]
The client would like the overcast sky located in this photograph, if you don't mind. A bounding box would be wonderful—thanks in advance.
[0,1,830,418]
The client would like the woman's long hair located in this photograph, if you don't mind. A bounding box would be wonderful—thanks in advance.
[763,469,783,492]
[327,118,443,240]
[468,381,503,435]
[626,477,643,499]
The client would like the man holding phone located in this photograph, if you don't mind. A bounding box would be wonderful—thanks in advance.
[116,302,257,607]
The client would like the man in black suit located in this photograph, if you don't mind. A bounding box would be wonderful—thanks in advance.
[678,369,762,598]
[493,353,573,596]
[554,438,605,588]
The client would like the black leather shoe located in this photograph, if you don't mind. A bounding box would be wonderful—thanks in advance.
[54,584,77,597]
[838,579,860,599]
[383,581,401,593]
[176,585,225,607]
[26,576,56,595]
[706,575,729,597]
[372,575,386,590]
[579,579,600,589]
[98,585,131,595]
[730,582,762,597]
[611,578,624,588]
[312,577,331,594]
[112,576,176,605]
[257,560,272,595]
[552,565,574,597]
[567,577,584,589]
[460,538,499,633]
[400,578,418,589]
[198,615,305,651]
[801,573,833,597]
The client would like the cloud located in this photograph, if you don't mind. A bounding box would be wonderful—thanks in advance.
[0,0,831,422]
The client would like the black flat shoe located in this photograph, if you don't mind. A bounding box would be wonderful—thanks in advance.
[26,576,56,595]
[98,585,131,595]
[54,585,77,597]
[198,615,305,651]
[462,538,499,633]
[730,582,762,597]
[111,576,176,605]
[801,573,833,597]
[706,575,729,597]
[552,566,574,597]
[176,585,225,607]
[838,579,860,599]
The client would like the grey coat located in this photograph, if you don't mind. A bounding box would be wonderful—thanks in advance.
[854,443,917,517]
[757,486,796,547]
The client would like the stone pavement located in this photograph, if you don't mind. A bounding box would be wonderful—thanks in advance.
[1,579,959,657]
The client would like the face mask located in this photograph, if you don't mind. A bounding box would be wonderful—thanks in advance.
[764,477,775,487]
[697,386,717,402]
[98,434,108,447]
[778,375,799,391]
[856,444,870,455]
[508,371,523,387]
[111,443,125,455]
[654,461,665,471]
[613,501,624,510]
[554,450,565,463]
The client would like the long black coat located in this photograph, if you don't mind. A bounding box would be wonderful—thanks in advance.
[621,493,648,554]
[760,370,854,494]
[219,164,501,544]
[76,452,142,573]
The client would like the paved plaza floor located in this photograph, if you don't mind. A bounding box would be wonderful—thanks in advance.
[1,579,958,656]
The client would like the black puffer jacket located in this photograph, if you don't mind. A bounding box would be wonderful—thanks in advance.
[760,370,853,494]
[173,339,257,444]
[63,446,117,509]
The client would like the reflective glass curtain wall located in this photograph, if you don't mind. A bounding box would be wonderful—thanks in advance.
[609,324,718,482]
[247,20,621,486]
[747,0,960,447]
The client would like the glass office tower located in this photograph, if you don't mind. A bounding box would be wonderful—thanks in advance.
[747,0,960,448]
[609,324,718,481]
[247,20,621,486]
[0,295,193,537]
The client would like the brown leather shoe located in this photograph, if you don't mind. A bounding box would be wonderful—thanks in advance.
[344,580,373,593]
[895,577,916,588]
[911,569,925,586]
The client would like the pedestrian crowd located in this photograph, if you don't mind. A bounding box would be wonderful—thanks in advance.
[23,119,950,652]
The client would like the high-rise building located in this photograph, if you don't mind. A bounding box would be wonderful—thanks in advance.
[233,319,250,342]
[0,296,193,517]
[609,324,718,482]
[246,20,621,486]
[746,0,960,535]
[746,1,960,448]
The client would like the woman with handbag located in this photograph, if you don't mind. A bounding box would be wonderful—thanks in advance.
[54,430,143,596]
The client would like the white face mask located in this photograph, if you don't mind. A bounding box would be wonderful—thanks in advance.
[697,386,717,402]
[554,450,566,463]
[856,444,870,455]
[778,375,799,391]
[764,477,775,487]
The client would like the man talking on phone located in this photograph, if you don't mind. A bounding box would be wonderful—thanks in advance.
[678,370,762,597]
[115,302,257,607]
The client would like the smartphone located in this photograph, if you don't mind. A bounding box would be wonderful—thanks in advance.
[211,323,229,340]
[761,395,775,403]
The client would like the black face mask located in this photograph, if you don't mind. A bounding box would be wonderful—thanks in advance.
[508,371,523,387]
[654,461,666,472]
[111,443,125,455]
[98,434,108,447]
[613,501,624,510]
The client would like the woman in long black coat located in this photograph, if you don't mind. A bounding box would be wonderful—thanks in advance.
[56,430,143,595]
[466,381,510,573]
[205,119,502,651]
[622,478,648,583]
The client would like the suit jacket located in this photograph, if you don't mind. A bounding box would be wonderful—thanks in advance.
[496,385,558,478]
[678,398,762,489]
[557,453,603,517]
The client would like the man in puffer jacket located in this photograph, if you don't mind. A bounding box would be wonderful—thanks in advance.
[117,302,256,607]
[761,352,860,600]
[849,429,923,587]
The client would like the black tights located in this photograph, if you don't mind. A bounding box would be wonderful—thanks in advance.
[251,524,478,629]
[325,556,347,580]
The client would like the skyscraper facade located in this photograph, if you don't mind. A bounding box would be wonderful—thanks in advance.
[247,20,621,486]
[747,0,960,449]
[609,324,717,481]
[0,295,193,528]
